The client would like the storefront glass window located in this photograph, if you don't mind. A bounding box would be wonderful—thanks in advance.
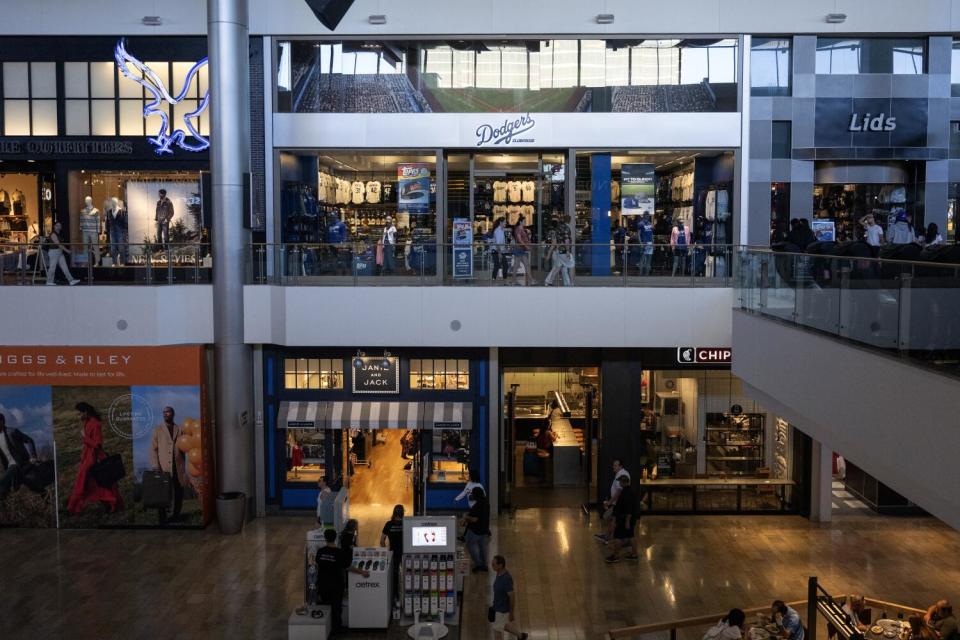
[813,181,920,243]
[575,149,735,276]
[0,172,54,247]
[410,359,469,390]
[952,40,960,96]
[950,122,960,159]
[771,121,792,159]
[279,150,437,276]
[66,169,207,266]
[276,38,739,113]
[640,370,770,479]
[284,358,344,390]
[815,38,925,74]
[947,183,959,243]
[751,38,791,96]
[2,62,58,135]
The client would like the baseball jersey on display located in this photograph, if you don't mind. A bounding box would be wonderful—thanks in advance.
[366,181,381,204]
[351,181,366,205]
[507,181,522,203]
[611,181,620,201]
[493,181,507,203]
[507,205,521,225]
[521,181,535,203]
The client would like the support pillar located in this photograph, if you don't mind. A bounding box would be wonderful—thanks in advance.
[208,0,254,504]
[809,439,833,523]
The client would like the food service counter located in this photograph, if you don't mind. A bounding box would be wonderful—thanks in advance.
[639,477,796,514]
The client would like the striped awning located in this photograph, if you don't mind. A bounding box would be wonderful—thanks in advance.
[326,401,422,429]
[278,401,326,429]
[421,401,473,431]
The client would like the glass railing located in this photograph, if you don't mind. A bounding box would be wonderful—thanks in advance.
[0,242,212,285]
[737,247,960,375]
[248,242,735,287]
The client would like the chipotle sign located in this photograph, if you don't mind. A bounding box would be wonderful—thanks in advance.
[352,356,400,394]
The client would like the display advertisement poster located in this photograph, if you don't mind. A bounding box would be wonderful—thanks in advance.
[452,218,473,279]
[811,219,836,242]
[0,346,213,529]
[124,180,202,258]
[397,164,431,214]
[621,164,656,216]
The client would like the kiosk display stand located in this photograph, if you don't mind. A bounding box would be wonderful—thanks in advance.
[347,547,392,629]
[400,516,460,625]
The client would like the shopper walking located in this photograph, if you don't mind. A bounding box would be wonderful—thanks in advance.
[490,217,508,281]
[381,215,398,274]
[463,487,491,573]
[509,218,533,286]
[595,459,630,544]
[455,468,485,507]
[380,504,405,602]
[543,219,574,286]
[605,475,639,563]
[44,222,80,286]
[860,214,884,252]
[490,555,529,640]
[316,527,369,633]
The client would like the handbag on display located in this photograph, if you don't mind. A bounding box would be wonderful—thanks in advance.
[91,453,126,487]
[141,469,172,508]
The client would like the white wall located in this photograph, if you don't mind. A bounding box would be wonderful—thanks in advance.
[732,310,960,530]
[244,285,734,347]
[8,0,960,35]
[0,286,214,345]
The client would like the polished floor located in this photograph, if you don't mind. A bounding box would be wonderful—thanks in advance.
[1,508,958,640]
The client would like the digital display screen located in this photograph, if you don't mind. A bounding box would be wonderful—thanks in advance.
[411,526,447,547]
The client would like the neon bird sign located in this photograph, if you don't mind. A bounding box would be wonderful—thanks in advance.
[114,38,210,155]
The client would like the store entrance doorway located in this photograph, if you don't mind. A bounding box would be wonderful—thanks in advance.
[502,367,599,510]
[343,429,416,546]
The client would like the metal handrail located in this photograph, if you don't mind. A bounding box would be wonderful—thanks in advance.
[606,595,925,640]
[741,246,960,271]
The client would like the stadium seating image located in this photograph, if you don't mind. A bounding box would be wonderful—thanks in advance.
[610,82,718,112]
[294,70,433,113]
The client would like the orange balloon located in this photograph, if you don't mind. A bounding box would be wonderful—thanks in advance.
[188,448,202,465]
[188,463,202,477]
[176,436,192,453]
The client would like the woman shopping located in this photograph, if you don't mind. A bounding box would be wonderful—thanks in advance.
[67,402,123,515]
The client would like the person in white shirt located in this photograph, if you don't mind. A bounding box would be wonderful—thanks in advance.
[381,215,398,274]
[595,459,630,544]
[703,609,747,640]
[490,217,508,281]
[860,214,884,248]
[455,469,485,507]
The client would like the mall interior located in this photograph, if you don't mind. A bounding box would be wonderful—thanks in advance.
[1,1,960,639]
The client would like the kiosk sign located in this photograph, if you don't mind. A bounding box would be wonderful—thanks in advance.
[352,356,400,394]
[677,347,732,364]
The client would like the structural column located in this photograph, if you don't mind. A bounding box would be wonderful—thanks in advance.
[208,0,254,500]
[809,439,833,523]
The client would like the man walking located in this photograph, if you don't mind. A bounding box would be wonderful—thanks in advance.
[490,555,529,640]
[605,475,639,563]
[595,458,630,544]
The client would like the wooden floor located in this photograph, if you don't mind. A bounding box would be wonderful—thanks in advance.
[347,431,414,547]
[1,508,958,640]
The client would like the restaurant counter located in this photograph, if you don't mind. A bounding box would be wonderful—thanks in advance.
[638,477,796,514]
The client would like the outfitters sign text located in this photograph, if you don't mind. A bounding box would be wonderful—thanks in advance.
[352,356,400,394]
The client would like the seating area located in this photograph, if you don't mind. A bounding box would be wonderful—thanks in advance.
[294,71,433,113]
[611,83,717,112]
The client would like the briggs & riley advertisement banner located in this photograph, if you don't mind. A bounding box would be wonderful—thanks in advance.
[0,346,213,529]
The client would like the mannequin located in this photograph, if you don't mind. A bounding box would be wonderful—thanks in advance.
[78,196,101,268]
[104,197,129,266]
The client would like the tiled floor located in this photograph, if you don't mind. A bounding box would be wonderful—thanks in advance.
[832,479,876,517]
[2,507,959,640]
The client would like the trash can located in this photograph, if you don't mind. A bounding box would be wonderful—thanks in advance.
[216,491,246,535]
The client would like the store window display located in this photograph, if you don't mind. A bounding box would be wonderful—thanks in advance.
[812,182,919,244]
[67,170,206,267]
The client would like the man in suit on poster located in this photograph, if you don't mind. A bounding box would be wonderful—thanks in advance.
[0,413,38,499]
[150,406,188,522]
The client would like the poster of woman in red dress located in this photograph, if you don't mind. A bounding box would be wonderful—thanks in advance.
[66,402,124,515]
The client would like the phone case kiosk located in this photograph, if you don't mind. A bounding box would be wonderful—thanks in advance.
[400,516,461,626]
[347,547,392,629]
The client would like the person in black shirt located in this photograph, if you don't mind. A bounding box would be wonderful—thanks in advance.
[605,475,639,563]
[380,504,405,603]
[316,528,368,632]
[463,487,491,572]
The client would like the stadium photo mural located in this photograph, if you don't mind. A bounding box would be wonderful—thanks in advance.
[0,347,213,529]
[278,39,739,114]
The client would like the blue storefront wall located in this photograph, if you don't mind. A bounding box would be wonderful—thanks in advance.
[263,348,488,513]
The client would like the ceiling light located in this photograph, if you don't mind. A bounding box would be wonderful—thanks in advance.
[596,14,614,24]
[142,16,162,26]
[825,13,847,23]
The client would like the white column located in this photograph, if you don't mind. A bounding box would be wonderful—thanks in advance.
[736,34,751,247]
[809,439,833,522]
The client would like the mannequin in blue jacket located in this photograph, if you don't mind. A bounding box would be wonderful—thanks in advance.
[326,212,349,274]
